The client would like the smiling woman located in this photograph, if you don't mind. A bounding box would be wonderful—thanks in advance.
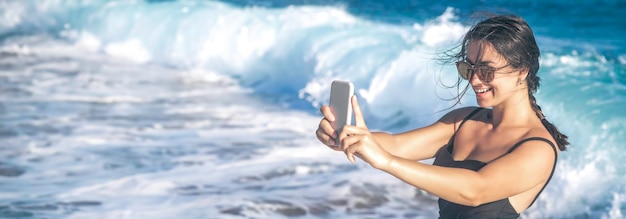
[316,14,569,219]
[450,15,569,151]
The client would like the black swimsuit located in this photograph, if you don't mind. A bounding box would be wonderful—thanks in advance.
[432,108,558,219]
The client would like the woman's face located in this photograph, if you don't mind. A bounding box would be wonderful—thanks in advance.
[466,41,522,108]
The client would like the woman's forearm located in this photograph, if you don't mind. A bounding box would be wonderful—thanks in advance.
[378,156,486,206]
[371,132,400,156]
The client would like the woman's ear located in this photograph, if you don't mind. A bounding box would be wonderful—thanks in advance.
[518,68,529,82]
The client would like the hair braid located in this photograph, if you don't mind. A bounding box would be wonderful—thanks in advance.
[529,92,569,151]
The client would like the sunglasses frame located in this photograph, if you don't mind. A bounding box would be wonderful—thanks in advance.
[455,61,498,83]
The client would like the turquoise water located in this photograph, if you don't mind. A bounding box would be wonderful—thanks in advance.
[0,0,625,218]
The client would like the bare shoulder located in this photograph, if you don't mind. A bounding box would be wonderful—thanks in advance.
[438,106,484,127]
[529,125,557,146]
[515,125,559,156]
[389,107,485,160]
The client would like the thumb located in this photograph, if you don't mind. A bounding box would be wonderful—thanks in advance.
[320,105,335,122]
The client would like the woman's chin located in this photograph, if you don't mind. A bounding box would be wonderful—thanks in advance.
[476,99,492,108]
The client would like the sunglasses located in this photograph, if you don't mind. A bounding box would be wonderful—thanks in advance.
[455,61,503,83]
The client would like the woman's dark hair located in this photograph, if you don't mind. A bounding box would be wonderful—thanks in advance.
[444,14,569,151]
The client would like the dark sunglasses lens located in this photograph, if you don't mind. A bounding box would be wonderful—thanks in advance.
[478,66,494,82]
[456,62,472,80]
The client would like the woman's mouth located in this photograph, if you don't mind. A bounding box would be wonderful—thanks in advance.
[474,87,493,94]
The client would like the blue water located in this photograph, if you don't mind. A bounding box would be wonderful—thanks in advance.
[1,0,625,218]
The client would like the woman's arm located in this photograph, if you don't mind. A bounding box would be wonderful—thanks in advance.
[316,95,479,161]
[376,138,556,206]
[370,107,479,161]
[338,97,556,206]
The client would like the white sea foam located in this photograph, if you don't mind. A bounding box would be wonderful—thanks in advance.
[605,193,624,219]
[0,0,26,30]
[420,7,467,47]
[74,31,103,52]
[104,39,152,63]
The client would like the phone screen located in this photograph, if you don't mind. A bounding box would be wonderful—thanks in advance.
[329,80,354,143]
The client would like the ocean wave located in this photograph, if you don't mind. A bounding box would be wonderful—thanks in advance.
[1,1,625,218]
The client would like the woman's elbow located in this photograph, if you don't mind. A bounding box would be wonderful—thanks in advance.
[458,188,486,207]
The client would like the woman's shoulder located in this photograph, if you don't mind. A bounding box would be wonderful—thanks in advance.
[512,122,559,155]
[438,106,486,124]
[521,126,558,148]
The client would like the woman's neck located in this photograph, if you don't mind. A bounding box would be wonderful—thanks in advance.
[490,90,536,129]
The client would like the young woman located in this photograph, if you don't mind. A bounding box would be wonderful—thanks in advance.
[315,15,569,218]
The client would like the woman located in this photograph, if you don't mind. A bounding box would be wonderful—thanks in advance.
[315,15,569,218]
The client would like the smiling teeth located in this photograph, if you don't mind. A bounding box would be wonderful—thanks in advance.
[475,88,492,93]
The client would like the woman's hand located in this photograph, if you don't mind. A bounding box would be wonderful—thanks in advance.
[338,96,393,169]
[315,103,342,151]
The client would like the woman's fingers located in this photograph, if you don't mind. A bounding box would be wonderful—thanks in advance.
[337,125,367,162]
[316,128,335,146]
[320,105,335,122]
[345,151,356,163]
[343,138,361,164]
[337,124,367,143]
[351,96,367,128]
[344,144,357,164]
[340,134,368,164]
[319,118,337,138]
[339,133,359,150]
[318,101,372,162]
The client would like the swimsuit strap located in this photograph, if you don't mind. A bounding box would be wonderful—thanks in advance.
[459,107,484,128]
[447,108,484,152]
[508,137,558,208]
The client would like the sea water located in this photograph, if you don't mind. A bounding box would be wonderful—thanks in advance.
[0,0,624,218]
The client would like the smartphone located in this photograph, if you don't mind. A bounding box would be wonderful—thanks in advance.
[328,80,354,144]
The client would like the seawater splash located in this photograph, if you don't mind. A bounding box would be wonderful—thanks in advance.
[529,51,626,218]
[2,0,471,126]
[1,0,625,218]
